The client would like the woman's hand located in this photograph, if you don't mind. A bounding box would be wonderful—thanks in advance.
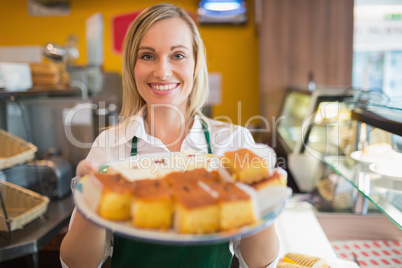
[239,224,279,268]
[76,160,99,177]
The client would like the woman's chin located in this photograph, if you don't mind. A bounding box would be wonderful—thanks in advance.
[146,100,187,110]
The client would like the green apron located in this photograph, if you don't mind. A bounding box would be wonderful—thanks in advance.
[111,120,232,268]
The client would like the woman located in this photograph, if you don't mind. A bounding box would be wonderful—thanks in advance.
[60,3,279,268]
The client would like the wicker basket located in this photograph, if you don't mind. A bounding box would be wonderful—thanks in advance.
[0,180,50,231]
[0,129,38,170]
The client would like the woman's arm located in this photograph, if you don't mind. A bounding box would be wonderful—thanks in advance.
[60,160,106,268]
[239,224,280,268]
[60,211,107,268]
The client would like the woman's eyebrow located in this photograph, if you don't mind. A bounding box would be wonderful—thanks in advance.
[171,45,190,51]
[138,46,155,52]
[138,45,190,51]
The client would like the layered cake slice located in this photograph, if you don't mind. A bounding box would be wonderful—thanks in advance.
[248,170,287,213]
[172,183,219,234]
[222,148,270,184]
[249,170,286,190]
[132,179,173,229]
[208,182,258,230]
[91,173,135,220]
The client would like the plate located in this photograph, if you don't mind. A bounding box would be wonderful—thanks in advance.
[74,184,291,245]
[350,151,381,165]
[73,151,291,245]
[369,162,402,182]
[350,150,401,165]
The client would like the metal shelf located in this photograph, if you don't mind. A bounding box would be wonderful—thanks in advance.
[0,89,81,101]
[351,107,402,136]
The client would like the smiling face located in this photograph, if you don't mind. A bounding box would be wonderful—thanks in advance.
[134,17,195,112]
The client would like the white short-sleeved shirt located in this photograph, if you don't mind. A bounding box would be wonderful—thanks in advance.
[63,107,279,268]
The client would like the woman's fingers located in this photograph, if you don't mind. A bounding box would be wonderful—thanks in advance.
[76,160,89,177]
[76,160,99,177]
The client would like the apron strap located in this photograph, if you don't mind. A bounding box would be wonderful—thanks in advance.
[201,119,213,155]
[131,136,137,157]
[131,119,212,156]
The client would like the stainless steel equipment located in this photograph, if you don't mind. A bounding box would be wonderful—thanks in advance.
[6,97,95,169]
[4,72,122,170]
[3,156,72,200]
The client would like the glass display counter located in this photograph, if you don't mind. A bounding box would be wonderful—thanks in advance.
[276,87,354,192]
[277,87,402,229]
[324,105,402,229]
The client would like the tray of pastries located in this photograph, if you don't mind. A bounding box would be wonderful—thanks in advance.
[73,148,291,244]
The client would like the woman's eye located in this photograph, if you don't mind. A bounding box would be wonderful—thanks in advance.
[140,54,154,60]
[173,53,185,60]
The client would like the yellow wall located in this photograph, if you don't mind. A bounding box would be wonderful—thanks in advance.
[0,0,259,126]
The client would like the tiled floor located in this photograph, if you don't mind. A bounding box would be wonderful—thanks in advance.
[332,240,402,267]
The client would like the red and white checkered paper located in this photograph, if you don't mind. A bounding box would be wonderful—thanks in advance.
[332,240,402,267]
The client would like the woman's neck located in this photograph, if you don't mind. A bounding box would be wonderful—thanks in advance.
[144,104,192,151]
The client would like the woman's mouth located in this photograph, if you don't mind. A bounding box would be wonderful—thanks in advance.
[148,83,179,91]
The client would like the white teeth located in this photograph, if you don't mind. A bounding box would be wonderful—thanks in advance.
[151,84,176,91]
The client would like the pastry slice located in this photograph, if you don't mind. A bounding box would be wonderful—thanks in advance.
[92,173,135,220]
[132,179,173,229]
[283,253,329,268]
[164,168,221,187]
[222,148,269,184]
[249,170,286,190]
[277,262,309,268]
[208,182,257,230]
[248,170,287,213]
[172,183,219,234]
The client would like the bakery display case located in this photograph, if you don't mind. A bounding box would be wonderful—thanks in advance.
[277,86,402,231]
[323,104,402,229]
[276,87,354,192]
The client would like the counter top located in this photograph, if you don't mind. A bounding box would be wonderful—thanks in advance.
[0,89,81,100]
[275,201,359,268]
[0,194,74,264]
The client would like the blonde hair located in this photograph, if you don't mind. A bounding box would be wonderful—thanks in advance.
[120,3,209,121]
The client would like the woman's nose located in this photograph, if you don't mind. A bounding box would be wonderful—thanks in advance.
[154,58,172,80]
